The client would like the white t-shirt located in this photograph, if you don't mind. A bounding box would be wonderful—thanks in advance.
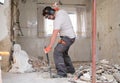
[53,9,76,38]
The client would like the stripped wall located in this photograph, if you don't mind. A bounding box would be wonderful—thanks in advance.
[1,0,120,72]
[17,0,92,63]
[96,0,120,64]
[0,0,12,71]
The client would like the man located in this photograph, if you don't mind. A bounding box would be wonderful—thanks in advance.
[43,6,76,78]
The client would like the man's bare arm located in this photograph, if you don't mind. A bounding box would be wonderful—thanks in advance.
[44,29,60,53]
[48,29,60,48]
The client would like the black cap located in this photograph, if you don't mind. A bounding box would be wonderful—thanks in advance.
[42,6,55,16]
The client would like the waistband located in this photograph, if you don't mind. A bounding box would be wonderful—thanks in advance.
[60,36,75,40]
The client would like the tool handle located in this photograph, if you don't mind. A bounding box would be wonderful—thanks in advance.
[44,46,52,78]
[46,53,50,66]
[44,46,50,65]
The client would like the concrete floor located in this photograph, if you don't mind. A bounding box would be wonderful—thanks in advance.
[2,72,70,83]
[2,71,90,83]
[2,62,91,83]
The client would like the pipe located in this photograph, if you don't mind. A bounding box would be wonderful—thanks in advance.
[37,2,86,6]
[92,0,96,83]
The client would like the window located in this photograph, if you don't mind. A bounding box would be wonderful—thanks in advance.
[76,6,87,38]
[80,10,87,37]
[69,13,77,36]
[44,19,53,36]
[44,13,77,36]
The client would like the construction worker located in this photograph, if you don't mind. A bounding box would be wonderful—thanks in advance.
[43,6,76,78]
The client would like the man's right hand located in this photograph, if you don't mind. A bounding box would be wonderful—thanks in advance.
[44,46,52,54]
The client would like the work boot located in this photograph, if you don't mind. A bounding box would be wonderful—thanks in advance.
[52,74,67,78]
[66,67,75,74]
[67,70,75,74]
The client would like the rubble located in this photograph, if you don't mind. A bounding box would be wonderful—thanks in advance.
[9,52,120,83]
[69,59,120,83]
[29,56,48,72]
[113,73,120,83]
[9,44,48,73]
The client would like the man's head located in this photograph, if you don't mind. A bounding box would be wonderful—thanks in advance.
[42,6,55,20]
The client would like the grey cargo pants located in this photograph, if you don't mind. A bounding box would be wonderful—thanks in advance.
[54,36,75,77]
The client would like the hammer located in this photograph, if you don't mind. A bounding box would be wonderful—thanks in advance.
[44,46,52,78]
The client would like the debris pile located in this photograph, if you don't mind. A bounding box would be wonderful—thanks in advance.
[69,59,120,83]
[29,56,48,72]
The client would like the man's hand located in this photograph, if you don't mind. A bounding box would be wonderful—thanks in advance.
[44,46,52,53]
